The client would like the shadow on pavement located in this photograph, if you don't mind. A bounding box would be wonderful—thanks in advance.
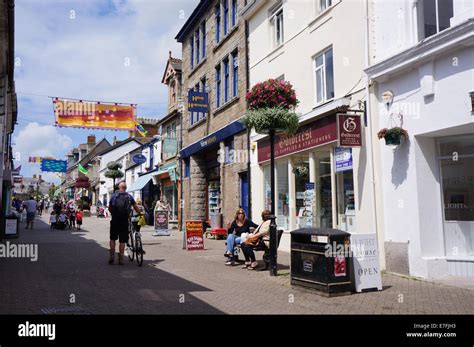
[0,218,223,314]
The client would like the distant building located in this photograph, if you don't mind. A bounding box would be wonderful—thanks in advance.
[0,0,17,234]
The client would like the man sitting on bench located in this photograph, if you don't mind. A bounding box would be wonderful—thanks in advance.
[241,210,271,270]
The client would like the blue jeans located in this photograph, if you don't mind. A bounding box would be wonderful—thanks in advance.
[226,234,242,254]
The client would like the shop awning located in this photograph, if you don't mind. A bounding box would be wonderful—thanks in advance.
[154,163,178,182]
[180,119,246,158]
[128,171,155,192]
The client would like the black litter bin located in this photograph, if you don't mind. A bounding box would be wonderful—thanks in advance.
[290,228,352,297]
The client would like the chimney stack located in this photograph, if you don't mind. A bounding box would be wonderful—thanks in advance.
[87,134,96,146]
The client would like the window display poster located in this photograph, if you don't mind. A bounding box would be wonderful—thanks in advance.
[304,183,315,227]
[335,147,352,172]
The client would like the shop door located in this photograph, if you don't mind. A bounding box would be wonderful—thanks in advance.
[240,172,249,216]
[439,136,474,276]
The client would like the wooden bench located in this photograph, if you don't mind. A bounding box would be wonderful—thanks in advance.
[230,229,284,270]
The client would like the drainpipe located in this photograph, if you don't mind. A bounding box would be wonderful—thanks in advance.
[364,0,385,269]
[245,19,252,220]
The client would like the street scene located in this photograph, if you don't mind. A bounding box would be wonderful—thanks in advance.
[0,0,473,344]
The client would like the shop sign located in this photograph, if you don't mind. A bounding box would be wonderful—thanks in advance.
[5,218,19,238]
[186,220,204,251]
[350,233,382,292]
[335,147,353,172]
[154,210,169,230]
[337,113,362,147]
[258,116,337,163]
[163,138,178,156]
[132,154,147,165]
[188,91,209,113]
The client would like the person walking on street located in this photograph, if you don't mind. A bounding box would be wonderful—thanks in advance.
[23,196,38,230]
[131,198,145,233]
[108,181,142,265]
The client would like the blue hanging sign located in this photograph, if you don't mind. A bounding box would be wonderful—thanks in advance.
[335,147,353,172]
[40,159,67,173]
[132,154,147,165]
[188,91,209,113]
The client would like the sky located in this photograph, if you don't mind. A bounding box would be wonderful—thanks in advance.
[12,0,197,184]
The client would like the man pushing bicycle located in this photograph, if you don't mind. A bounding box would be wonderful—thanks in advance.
[108,181,142,265]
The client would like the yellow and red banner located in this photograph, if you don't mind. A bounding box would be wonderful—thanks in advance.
[54,98,136,131]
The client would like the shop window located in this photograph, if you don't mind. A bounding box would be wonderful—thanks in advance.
[189,37,194,69]
[223,0,229,35]
[276,160,289,230]
[263,165,272,212]
[195,29,200,65]
[223,58,230,103]
[319,0,332,13]
[439,135,474,257]
[184,158,190,178]
[215,65,221,108]
[232,51,238,98]
[201,21,206,59]
[231,0,237,27]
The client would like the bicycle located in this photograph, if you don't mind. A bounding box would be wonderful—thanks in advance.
[127,214,144,267]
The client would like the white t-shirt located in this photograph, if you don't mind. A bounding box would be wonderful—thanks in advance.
[23,200,38,213]
[58,214,67,222]
[50,215,57,223]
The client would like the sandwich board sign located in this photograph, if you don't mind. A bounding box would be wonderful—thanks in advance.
[350,233,382,292]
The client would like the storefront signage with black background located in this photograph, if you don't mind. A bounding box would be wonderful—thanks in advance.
[337,113,362,147]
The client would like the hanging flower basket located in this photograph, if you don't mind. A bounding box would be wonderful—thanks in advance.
[243,79,300,135]
[377,127,408,146]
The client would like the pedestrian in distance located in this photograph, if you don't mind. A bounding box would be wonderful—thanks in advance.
[23,196,38,230]
[49,211,57,229]
[76,209,83,230]
[108,181,142,265]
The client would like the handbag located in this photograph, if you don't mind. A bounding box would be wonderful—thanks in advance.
[138,214,146,226]
[244,235,261,246]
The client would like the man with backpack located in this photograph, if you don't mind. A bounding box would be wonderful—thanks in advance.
[108,181,142,265]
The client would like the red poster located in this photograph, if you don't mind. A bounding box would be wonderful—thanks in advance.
[334,255,347,277]
[186,220,205,251]
[258,116,337,163]
[337,113,362,147]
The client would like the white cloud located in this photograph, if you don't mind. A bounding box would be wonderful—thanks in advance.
[13,122,73,163]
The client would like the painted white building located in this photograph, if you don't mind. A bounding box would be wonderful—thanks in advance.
[243,0,376,252]
[98,138,143,206]
[365,0,474,278]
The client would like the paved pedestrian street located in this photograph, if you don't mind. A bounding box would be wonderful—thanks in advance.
[1,214,473,315]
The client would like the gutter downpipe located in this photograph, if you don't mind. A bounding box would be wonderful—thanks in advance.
[364,0,385,270]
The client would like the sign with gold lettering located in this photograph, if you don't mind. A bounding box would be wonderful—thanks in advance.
[188,91,209,113]
[337,113,362,147]
[257,116,337,163]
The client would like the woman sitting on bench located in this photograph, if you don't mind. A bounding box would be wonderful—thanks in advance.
[241,210,271,270]
[225,208,258,266]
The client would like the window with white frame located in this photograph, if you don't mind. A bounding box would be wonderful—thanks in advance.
[419,0,453,40]
[319,0,332,13]
[314,47,334,104]
[270,6,284,47]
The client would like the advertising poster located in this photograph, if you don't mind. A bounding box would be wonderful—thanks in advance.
[186,220,204,251]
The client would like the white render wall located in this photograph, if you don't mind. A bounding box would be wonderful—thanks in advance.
[368,0,474,277]
[247,0,375,252]
[98,141,141,204]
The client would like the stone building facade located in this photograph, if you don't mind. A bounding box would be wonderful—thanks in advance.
[176,0,249,227]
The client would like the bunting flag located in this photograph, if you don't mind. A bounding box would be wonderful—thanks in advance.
[41,159,68,173]
[135,122,148,137]
[78,163,89,175]
[54,98,136,131]
[12,165,22,175]
[28,156,42,163]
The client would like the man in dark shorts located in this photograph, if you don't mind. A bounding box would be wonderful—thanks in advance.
[108,181,141,265]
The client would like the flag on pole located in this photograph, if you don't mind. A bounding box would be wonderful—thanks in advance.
[12,165,22,175]
[78,163,89,175]
[135,122,148,137]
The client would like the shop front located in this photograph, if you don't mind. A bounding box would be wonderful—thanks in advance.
[254,112,363,251]
[181,119,247,225]
[154,162,179,229]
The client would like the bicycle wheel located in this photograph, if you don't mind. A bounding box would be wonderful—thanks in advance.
[128,227,135,261]
[135,233,143,267]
